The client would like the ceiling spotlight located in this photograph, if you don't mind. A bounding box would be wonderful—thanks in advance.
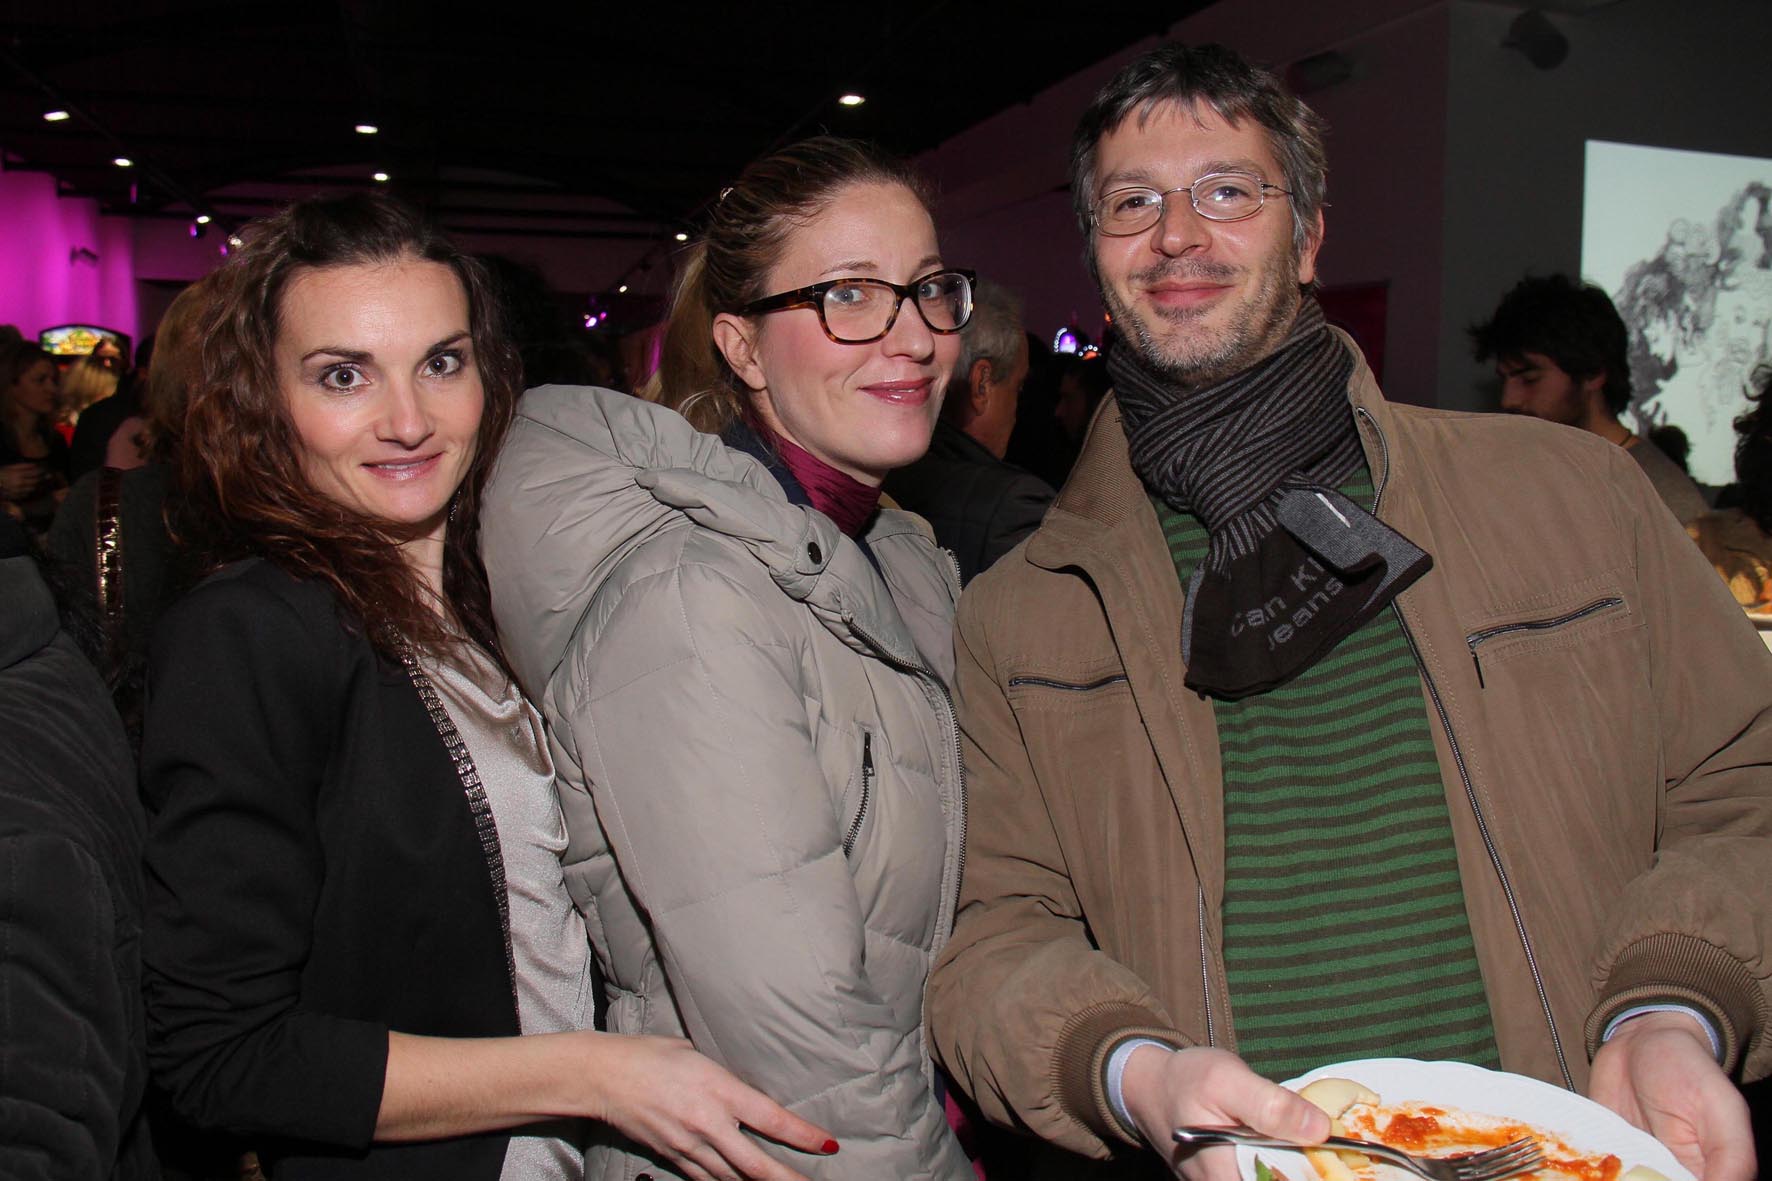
[188,220,207,240]
[355,123,379,135]
[113,156,133,168]
[838,93,866,107]
[617,284,628,293]
[372,171,390,183]
[43,109,71,122]
[674,231,689,242]
[194,214,212,225]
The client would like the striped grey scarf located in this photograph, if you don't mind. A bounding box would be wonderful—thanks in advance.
[1111,299,1431,698]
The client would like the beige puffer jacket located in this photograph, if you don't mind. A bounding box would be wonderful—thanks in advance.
[481,386,972,1181]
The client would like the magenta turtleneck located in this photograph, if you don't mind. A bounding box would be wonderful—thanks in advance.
[771,432,882,538]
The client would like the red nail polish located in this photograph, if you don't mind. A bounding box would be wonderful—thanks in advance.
[821,1139,840,1154]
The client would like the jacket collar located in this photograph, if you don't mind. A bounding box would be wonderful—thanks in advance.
[500,385,938,678]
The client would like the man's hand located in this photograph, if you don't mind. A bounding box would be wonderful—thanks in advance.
[1122,1045,1330,1181]
[1588,1011,1756,1181]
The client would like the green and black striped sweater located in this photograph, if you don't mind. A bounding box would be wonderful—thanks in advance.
[1157,465,1500,1079]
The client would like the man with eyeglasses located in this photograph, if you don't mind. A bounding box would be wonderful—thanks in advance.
[926,41,1766,1181]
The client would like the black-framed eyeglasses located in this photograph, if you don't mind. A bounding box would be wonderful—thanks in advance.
[737,268,976,344]
[1092,173,1293,236]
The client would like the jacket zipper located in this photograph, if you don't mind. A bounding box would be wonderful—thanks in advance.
[841,614,966,950]
[1196,887,1216,1046]
[1465,597,1626,688]
[1006,673,1130,692]
[1358,405,1576,1090]
[843,732,874,857]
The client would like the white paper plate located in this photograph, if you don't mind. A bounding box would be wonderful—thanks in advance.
[1229,1058,1693,1181]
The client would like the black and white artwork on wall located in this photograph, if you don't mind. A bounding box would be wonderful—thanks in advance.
[1582,139,1772,486]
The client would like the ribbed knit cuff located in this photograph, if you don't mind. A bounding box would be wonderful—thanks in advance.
[1053,1001,1189,1147]
[1588,933,1767,1075]
[1601,1005,1723,1062]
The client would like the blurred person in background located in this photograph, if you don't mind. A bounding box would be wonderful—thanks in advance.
[59,352,121,429]
[1054,351,1113,444]
[887,279,1056,583]
[49,277,216,751]
[1472,273,1710,524]
[0,340,70,534]
[1689,368,1772,622]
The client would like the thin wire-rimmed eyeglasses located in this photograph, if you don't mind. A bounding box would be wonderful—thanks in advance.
[1093,173,1293,236]
[737,268,976,344]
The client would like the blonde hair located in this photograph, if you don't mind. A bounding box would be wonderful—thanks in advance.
[645,136,930,434]
[61,355,118,418]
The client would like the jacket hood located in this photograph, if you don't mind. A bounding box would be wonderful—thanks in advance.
[481,384,933,700]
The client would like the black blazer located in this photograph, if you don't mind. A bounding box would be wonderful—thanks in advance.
[141,559,520,1180]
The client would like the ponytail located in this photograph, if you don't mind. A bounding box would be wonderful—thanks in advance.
[643,243,744,433]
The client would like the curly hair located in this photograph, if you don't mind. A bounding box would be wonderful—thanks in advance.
[176,193,522,661]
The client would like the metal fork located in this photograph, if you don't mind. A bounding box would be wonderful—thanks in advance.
[1172,1126,1545,1181]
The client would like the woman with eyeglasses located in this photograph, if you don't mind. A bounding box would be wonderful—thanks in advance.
[482,137,976,1180]
[140,194,834,1181]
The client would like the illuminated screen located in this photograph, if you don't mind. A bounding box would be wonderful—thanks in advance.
[1581,140,1772,485]
[38,323,129,360]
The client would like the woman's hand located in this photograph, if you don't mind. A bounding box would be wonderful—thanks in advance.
[580,1033,838,1181]
[380,1030,836,1181]
[0,462,43,501]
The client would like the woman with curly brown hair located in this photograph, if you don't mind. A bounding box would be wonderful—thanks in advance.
[141,193,832,1181]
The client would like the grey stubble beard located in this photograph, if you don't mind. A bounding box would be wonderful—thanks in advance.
[1103,249,1305,388]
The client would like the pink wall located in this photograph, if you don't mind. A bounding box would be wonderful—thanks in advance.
[0,159,140,344]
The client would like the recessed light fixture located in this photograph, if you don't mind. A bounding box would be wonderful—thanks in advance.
[618,284,629,293]
[674,232,689,242]
[195,214,212,225]
[43,109,70,122]
[372,171,390,182]
[838,93,866,107]
[113,156,133,168]
[355,123,379,135]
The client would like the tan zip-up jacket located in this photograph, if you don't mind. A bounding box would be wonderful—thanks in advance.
[925,340,1772,1165]
[483,386,971,1181]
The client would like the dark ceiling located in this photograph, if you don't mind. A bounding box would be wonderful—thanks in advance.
[1,1,1210,253]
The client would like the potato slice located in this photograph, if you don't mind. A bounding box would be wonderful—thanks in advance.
[1299,1079,1381,1117]
[1296,1078,1382,1181]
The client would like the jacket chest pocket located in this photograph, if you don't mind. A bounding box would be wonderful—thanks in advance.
[1465,593,1632,687]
